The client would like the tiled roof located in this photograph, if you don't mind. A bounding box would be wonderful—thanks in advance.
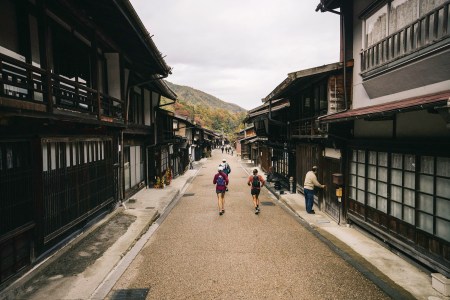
[319,91,450,123]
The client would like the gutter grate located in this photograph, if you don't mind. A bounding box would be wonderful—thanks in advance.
[261,201,275,206]
[111,288,150,300]
[183,193,195,197]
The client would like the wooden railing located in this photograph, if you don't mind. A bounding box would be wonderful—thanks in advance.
[291,118,328,137]
[0,52,124,122]
[361,2,450,72]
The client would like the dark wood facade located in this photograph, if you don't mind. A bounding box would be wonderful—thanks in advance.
[0,0,175,286]
[247,63,351,201]
[317,0,450,277]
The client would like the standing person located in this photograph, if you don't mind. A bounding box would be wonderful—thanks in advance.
[213,166,229,215]
[247,169,265,214]
[303,166,326,214]
[221,146,224,153]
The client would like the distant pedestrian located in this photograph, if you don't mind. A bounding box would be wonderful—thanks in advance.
[220,158,231,176]
[221,146,224,153]
[303,166,326,214]
[220,158,231,191]
[213,166,229,215]
[247,169,265,214]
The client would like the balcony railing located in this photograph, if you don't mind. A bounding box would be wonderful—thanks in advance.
[291,118,328,137]
[0,52,124,122]
[361,2,450,73]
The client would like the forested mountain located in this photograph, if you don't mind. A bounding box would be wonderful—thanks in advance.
[161,81,248,138]
[165,81,246,114]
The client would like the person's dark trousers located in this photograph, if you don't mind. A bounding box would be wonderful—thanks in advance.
[304,188,314,212]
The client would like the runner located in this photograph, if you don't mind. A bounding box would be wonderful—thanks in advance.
[213,166,229,215]
[247,169,265,214]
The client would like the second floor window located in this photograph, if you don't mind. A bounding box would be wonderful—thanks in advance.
[364,0,447,48]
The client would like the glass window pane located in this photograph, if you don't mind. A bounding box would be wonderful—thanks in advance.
[391,0,419,34]
[436,177,450,198]
[350,162,357,174]
[368,193,376,208]
[350,175,356,187]
[357,189,365,203]
[358,176,365,189]
[404,154,416,171]
[378,167,387,181]
[378,197,387,213]
[366,4,388,47]
[404,206,415,225]
[436,157,450,177]
[404,189,415,207]
[66,143,71,167]
[421,156,434,174]
[391,185,402,201]
[404,172,415,189]
[418,193,433,213]
[72,143,76,165]
[391,169,402,185]
[368,179,376,193]
[419,175,434,194]
[50,143,56,170]
[391,202,402,219]
[392,153,403,169]
[378,152,388,166]
[42,143,48,172]
[368,151,377,165]
[358,163,365,176]
[436,218,450,242]
[420,0,447,18]
[350,187,356,199]
[352,150,357,162]
[436,198,450,220]
[378,182,387,197]
[358,150,365,163]
[418,213,433,234]
[368,165,376,179]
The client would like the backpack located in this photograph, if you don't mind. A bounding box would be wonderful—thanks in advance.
[252,175,261,188]
[216,174,226,186]
[224,163,231,174]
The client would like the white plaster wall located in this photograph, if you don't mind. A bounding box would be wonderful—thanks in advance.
[352,0,370,109]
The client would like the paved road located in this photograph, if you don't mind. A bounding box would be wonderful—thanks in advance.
[108,150,389,300]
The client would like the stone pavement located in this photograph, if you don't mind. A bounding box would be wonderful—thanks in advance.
[1,154,447,299]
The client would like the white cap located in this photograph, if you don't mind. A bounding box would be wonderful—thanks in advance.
[218,166,224,171]
[222,158,226,162]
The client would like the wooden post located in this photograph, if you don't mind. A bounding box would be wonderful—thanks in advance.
[37,0,53,113]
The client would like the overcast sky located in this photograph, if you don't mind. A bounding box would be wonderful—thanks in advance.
[129,0,341,110]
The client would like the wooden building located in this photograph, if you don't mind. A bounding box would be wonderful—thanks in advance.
[172,114,197,175]
[262,63,352,220]
[0,0,174,285]
[316,0,450,277]
[236,124,257,161]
